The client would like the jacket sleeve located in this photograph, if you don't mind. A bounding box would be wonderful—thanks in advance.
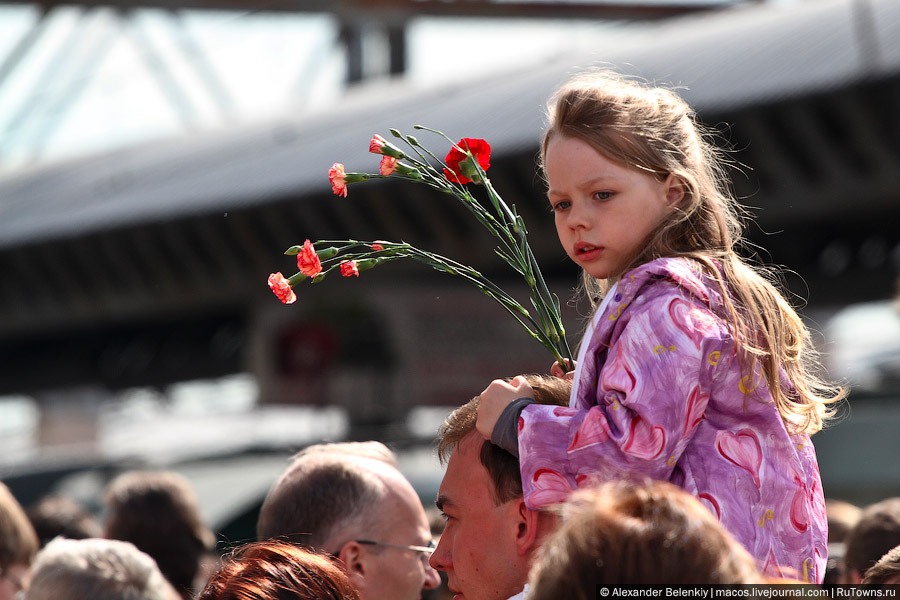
[516,289,729,509]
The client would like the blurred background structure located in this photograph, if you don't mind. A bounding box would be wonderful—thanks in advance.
[0,0,898,541]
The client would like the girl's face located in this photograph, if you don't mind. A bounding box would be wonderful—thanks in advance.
[545,135,681,279]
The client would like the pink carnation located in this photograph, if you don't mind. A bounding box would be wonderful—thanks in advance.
[379,156,397,176]
[340,260,359,278]
[296,239,322,277]
[329,163,347,197]
[267,272,296,304]
[369,134,388,154]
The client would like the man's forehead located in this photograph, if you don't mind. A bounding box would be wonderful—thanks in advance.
[437,434,492,505]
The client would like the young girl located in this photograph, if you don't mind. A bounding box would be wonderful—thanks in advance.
[475,70,844,583]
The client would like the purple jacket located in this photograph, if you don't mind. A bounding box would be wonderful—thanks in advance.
[518,257,827,582]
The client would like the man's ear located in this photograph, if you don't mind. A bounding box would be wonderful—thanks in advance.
[337,540,366,576]
[337,540,372,596]
[514,500,543,557]
[664,174,686,207]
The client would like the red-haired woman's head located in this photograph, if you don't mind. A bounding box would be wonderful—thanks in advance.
[197,540,359,600]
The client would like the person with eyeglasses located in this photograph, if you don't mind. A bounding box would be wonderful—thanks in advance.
[0,482,38,600]
[257,441,441,600]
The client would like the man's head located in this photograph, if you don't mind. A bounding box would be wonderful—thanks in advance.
[843,497,900,583]
[257,441,440,600]
[430,374,569,600]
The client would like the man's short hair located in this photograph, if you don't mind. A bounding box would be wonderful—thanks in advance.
[256,441,399,550]
[844,497,900,577]
[862,543,900,585]
[436,374,571,505]
[26,537,176,600]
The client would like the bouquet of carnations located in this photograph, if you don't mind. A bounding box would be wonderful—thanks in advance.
[267,126,572,371]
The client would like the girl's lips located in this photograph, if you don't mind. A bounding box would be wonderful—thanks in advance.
[574,242,603,261]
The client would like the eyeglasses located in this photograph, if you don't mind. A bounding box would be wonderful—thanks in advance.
[355,539,436,555]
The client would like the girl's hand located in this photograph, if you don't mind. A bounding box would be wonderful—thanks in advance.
[475,376,534,440]
[551,359,576,380]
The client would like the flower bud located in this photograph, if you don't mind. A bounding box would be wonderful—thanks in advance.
[356,259,379,272]
[394,162,422,179]
[369,134,405,159]
[317,247,339,260]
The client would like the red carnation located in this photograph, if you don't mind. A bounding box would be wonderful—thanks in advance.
[443,138,491,184]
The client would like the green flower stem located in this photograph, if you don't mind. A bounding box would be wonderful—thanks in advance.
[304,239,571,369]
[293,127,575,371]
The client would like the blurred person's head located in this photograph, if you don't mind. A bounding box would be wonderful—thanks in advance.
[103,470,216,599]
[843,497,900,583]
[0,482,39,600]
[528,479,763,596]
[197,540,358,600]
[862,543,900,585]
[823,498,863,584]
[827,498,862,544]
[430,374,569,600]
[26,495,101,548]
[24,537,178,600]
[257,441,440,600]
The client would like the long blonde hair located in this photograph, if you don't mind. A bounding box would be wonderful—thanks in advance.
[540,70,844,434]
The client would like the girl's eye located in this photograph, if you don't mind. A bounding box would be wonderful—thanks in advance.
[593,191,612,201]
[550,200,571,212]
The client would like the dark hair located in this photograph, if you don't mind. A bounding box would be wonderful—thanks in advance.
[436,374,571,504]
[197,540,359,600]
[844,497,900,577]
[104,470,216,598]
[26,495,101,547]
[529,479,763,595]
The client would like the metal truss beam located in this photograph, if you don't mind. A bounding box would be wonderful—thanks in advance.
[0,1,746,21]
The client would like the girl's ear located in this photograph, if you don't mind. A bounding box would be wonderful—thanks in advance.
[664,174,686,207]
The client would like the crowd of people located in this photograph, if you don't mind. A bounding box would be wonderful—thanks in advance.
[0,67,893,598]
[2,421,900,600]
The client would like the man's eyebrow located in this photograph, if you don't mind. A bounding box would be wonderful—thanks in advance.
[435,494,451,512]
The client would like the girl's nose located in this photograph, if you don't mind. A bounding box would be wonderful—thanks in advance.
[567,202,591,230]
